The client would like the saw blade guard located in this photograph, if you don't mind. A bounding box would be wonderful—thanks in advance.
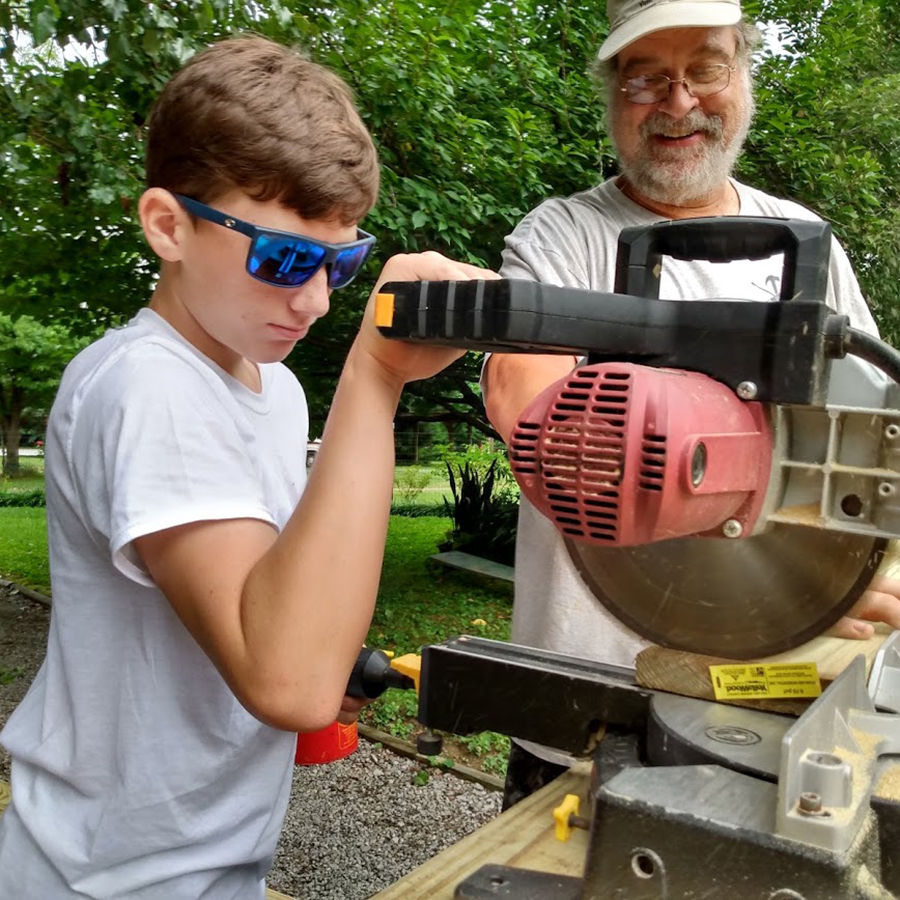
[510,362,773,547]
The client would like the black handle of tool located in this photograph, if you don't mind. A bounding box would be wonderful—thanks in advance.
[346,647,415,699]
[614,216,832,302]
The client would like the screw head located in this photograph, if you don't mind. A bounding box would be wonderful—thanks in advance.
[798,792,823,814]
[737,381,758,400]
[722,519,743,538]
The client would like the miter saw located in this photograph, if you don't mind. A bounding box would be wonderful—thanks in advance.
[370,217,900,898]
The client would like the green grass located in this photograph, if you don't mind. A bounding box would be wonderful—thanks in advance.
[368,516,511,651]
[0,456,46,494]
[0,507,50,594]
[392,463,453,507]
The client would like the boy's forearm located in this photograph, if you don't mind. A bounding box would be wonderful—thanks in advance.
[238,343,403,729]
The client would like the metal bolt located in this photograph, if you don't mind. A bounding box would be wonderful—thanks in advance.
[737,381,758,400]
[722,519,743,538]
[798,792,823,815]
[568,813,591,831]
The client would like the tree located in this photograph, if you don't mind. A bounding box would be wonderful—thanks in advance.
[2,0,899,443]
[0,314,90,473]
[743,0,900,341]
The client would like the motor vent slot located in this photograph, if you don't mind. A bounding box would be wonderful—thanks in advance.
[639,435,667,492]
[511,368,633,542]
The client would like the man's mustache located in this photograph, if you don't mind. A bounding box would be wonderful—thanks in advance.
[640,110,725,141]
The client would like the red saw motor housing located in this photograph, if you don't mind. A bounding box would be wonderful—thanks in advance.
[509,363,773,547]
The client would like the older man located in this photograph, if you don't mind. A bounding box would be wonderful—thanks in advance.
[485,0,900,807]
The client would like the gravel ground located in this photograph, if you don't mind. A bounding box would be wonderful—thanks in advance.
[0,582,501,897]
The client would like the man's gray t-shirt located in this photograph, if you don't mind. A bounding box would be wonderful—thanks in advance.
[496,178,877,766]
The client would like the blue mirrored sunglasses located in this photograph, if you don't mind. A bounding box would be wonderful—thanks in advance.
[174,193,376,289]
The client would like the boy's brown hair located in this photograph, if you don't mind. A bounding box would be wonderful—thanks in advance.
[146,36,379,225]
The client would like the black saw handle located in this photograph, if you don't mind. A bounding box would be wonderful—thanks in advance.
[614,216,832,302]
[374,217,845,406]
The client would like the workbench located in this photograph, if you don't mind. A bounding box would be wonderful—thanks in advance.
[373,763,591,899]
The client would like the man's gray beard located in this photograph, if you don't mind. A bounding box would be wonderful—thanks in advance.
[611,99,753,206]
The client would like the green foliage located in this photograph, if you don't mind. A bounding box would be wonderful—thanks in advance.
[457,731,511,776]
[740,0,900,340]
[442,454,519,566]
[0,666,26,685]
[389,501,448,518]
[0,314,91,472]
[0,487,46,507]
[363,687,420,739]
[4,1,900,462]
[393,466,434,503]
[1,0,611,436]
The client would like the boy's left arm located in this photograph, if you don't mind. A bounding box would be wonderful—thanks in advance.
[135,253,500,733]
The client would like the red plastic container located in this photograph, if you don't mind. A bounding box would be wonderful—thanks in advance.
[295,721,359,765]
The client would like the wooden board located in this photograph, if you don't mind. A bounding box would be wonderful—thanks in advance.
[430,551,515,583]
[635,628,893,714]
[372,764,591,899]
[635,540,900,713]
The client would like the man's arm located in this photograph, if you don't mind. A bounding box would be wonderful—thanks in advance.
[483,353,578,444]
[135,253,497,733]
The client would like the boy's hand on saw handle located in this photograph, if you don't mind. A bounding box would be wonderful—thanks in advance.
[353,251,499,387]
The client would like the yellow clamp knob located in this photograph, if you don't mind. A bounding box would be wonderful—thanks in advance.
[553,793,581,842]
[390,653,422,694]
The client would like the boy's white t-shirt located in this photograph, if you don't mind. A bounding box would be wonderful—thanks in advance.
[0,308,309,898]
[495,178,879,767]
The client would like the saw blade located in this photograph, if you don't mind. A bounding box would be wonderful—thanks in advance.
[566,526,887,659]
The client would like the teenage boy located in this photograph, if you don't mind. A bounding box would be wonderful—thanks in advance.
[0,36,495,898]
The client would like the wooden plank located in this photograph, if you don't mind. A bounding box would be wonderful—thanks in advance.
[372,763,590,899]
[636,540,900,713]
[635,632,892,715]
[358,724,504,792]
[430,551,514,583]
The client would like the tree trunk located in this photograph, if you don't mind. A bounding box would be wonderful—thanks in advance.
[1,409,21,475]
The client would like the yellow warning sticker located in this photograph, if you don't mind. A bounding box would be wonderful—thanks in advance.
[709,663,821,701]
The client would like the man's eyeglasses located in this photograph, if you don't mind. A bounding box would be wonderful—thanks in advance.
[174,194,376,290]
[620,63,736,105]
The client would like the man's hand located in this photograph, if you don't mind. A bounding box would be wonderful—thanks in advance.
[353,251,499,388]
[825,576,900,639]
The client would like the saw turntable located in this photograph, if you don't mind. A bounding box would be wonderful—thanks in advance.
[373,218,900,899]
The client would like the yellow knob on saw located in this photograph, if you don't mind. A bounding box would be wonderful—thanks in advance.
[553,793,581,842]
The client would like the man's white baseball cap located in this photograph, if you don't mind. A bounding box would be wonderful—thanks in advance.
[597,0,742,61]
